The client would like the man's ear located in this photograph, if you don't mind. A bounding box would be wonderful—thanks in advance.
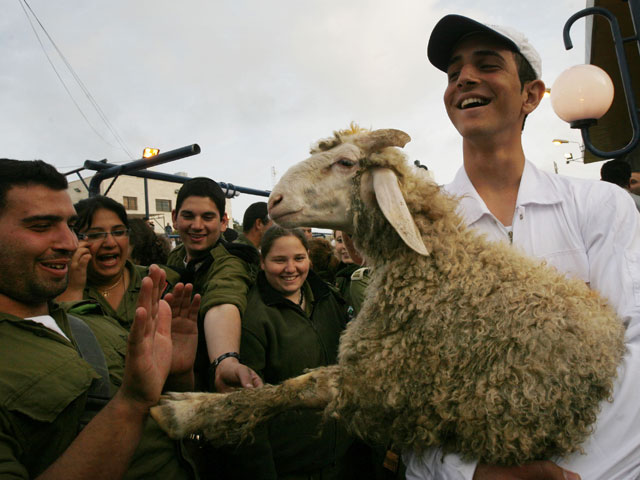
[522,79,546,116]
[221,213,229,232]
[171,209,177,225]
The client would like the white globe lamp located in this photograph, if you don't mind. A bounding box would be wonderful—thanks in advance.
[550,64,615,128]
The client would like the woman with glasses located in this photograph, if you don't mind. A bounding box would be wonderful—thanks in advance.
[57,195,180,329]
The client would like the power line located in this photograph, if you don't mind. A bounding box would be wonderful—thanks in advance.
[18,0,135,160]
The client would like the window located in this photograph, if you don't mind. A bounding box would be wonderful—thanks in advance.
[123,196,138,211]
[156,199,172,212]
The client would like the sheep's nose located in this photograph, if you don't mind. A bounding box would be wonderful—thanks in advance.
[268,193,283,213]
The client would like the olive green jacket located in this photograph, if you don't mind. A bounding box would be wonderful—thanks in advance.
[230,270,356,479]
[167,241,255,390]
[348,267,372,316]
[0,301,192,479]
[334,262,360,318]
[234,232,256,249]
[82,260,181,330]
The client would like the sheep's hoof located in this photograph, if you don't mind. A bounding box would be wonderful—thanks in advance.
[150,392,211,439]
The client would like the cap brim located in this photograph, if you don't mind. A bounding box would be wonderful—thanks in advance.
[427,14,519,73]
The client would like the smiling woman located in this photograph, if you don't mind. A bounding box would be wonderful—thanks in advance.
[215,225,373,479]
[56,195,180,329]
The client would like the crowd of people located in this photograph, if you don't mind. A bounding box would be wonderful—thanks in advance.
[1,11,639,480]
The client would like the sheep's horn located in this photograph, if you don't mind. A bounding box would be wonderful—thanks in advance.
[372,168,429,256]
[357,129,411,153]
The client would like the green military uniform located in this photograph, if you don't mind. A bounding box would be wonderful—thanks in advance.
[349,266,372,315]
[82,260,181,330]
[226,270,365,479]
[0,301,193,479]
[232,233,260,279]
[334,262,360,317]
[167,241,254,391]
[233,232,255,249]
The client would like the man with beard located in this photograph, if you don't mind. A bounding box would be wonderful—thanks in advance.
[0,159,200,479]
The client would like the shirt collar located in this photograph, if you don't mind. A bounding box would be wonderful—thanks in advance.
[447,160,563,225]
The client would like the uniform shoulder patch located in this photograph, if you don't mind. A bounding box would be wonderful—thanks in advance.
[350,267,370,281]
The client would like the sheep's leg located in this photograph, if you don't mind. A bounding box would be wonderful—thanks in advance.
[150,365,340,446]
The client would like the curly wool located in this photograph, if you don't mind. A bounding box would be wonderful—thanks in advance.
[323,143,625,465]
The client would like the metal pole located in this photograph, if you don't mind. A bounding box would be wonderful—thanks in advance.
[144,177,150,219]
[563,5,640,158]
[87,144,200,196]
[83,160,270,198]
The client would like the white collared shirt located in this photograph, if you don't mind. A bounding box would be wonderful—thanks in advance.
[405,161,640,480]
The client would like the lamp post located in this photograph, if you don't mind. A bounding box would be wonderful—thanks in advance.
[551,138,585,163]
[552,1,640,158]
[142,148,160,223]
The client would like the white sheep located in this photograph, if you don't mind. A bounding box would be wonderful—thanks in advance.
[151,126,625,465]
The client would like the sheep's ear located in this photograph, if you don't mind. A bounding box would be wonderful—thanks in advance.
[357,129,411,154]
[371,168,429,256]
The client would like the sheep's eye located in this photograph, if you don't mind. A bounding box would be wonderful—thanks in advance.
[336,158,356,168]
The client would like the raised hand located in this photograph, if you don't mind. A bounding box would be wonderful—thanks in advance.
[119,265,172,410]
[163,282,201,391]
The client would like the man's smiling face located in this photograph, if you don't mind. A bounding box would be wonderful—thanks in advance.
[443,34,528,141]
[0,185,78,313]
[172,196,228,262]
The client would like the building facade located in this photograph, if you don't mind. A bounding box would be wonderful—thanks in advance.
[67,173,233,233]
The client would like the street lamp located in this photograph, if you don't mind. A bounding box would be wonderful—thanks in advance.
[551,1,640,158]
[552,139,585,163]
[143,147,160,158]
[142,147,160,221]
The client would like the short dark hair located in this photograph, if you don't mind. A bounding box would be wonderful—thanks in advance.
[242,202,269,232]
[514,52,537,89]
[0,159,67,211]
[175,177,226,217]
[601,159,631,188]
[260,225,308,258]
[74,196,129,232]
[514,52,537,131]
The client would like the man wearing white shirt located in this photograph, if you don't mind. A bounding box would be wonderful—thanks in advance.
[404,14,640,480]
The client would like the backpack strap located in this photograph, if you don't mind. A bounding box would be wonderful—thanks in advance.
[67,314,112,429]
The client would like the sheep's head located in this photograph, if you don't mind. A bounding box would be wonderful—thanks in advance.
[269,126,430,256]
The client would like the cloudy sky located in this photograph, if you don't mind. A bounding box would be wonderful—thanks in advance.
[2,0,601,221]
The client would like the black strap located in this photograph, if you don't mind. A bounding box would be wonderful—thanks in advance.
[67,314,112,429]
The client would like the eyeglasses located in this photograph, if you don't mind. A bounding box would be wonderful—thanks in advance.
[77,229,129,242]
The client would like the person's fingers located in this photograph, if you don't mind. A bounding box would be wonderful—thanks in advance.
[137,275,154,338]
[518,461,581,480]
[236,365,262,389]
[189,293,201,320]
[78,250,91,268]
[249,369,264,388]
[148,265,165,321]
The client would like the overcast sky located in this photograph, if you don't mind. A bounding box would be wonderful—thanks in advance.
[2,0,601,221]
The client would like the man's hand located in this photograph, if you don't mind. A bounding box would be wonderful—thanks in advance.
[474,462,580,480]
[118,265,172,411]
[163,282,200,391]
[214,357,263,393]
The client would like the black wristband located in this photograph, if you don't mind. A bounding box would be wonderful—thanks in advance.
[208,352,241,388]
[212,351,241,368]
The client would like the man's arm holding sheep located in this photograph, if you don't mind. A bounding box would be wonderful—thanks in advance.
[204,304,262,391]
[580,184,640,337]
[403,450,579,480]
[200,255,263,392]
